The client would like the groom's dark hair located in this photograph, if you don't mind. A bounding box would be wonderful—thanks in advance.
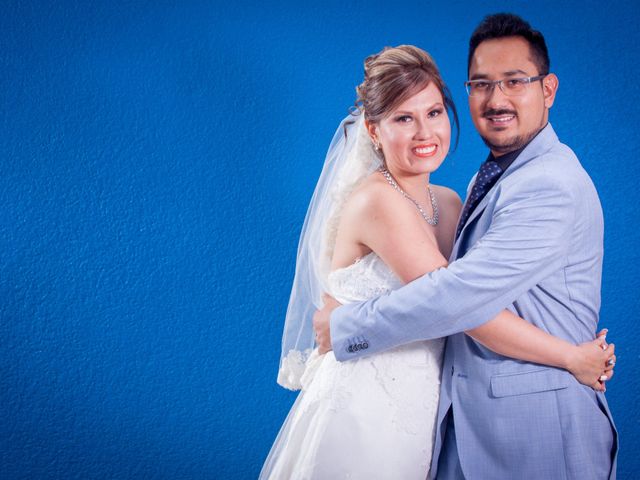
[468,13,550,76]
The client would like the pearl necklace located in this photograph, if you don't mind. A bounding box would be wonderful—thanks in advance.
[379,168,439,226]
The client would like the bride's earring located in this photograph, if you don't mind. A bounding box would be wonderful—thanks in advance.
[373,139,382,153]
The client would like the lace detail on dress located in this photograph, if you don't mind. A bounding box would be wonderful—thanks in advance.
[370,342,444,435]
[327,252,402,304]
[278,348,313,390]
[277,253,400,390]
[299,353,355,414]
[325,252,444,435]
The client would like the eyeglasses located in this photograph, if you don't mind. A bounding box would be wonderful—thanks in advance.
[464,75,547,97]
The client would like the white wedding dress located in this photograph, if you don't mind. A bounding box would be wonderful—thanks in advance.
[261,252,445,480]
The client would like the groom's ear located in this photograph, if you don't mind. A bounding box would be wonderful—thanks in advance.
[542,73,559,109]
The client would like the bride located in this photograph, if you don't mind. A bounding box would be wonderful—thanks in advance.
[261,45,613,479]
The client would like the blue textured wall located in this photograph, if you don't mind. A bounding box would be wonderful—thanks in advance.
[2,1,638,478]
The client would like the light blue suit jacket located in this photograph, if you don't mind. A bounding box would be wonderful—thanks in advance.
[331,124,618,479]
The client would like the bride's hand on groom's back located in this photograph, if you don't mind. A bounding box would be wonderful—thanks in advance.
[567,329,616,392]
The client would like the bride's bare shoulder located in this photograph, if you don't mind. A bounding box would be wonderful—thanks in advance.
[342,172,399,218]
[431,184,462,208]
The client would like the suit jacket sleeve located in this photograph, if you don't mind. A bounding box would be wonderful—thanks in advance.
[331,167,576,361]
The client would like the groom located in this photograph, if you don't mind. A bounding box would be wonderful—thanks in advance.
[313,13,617,479]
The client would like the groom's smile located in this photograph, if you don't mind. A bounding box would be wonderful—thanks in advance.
[482,108,518,129]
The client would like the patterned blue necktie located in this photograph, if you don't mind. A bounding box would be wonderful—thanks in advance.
[455,160,503,239]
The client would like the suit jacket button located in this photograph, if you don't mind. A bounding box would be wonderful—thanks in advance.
[362,342,369,349]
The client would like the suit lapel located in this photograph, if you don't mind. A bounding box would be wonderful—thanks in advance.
[451,124,560,258]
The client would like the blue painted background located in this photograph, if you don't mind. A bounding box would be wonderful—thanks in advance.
[2,1,638,478]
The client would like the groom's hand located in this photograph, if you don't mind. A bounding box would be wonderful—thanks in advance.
[313,294,341,354]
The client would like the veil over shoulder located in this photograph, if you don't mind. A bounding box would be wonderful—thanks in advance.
[277,112,382,390]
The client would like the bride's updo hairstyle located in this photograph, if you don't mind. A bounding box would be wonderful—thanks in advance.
[355,45,459,149]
